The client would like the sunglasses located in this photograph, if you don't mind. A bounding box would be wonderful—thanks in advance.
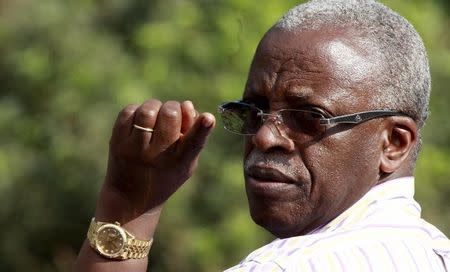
[218,101,408,136]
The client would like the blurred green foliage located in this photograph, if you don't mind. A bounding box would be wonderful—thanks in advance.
[0,0,448,271]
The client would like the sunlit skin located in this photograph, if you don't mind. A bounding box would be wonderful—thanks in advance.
[242,26,416,238]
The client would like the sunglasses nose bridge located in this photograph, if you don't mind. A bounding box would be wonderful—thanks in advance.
[257,112,283,126]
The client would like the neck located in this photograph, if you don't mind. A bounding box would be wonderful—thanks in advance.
[379,165,414,185]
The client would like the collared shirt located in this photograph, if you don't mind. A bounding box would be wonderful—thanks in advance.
[225,177,450,271]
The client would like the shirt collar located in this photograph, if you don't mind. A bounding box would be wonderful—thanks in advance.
[310,176,416,234]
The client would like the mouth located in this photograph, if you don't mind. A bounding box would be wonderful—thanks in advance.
[245,165,299,194]
[246,165,297,184]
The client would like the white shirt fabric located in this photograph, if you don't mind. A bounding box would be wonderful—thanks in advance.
[225,177,450,271]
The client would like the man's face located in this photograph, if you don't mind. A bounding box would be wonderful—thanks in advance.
[243,27,385,238]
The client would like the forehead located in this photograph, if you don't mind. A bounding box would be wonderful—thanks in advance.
[244,27,381,113]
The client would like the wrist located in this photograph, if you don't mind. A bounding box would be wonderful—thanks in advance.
[87,217,154,260]
[94,183,163,240]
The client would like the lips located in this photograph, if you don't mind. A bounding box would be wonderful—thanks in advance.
[246,165,297,184]
[245,165,299,195]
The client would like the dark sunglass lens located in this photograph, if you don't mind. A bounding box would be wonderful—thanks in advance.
[221,103,260,134]
[282,110,325,135]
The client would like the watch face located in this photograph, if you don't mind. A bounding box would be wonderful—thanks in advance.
[96,224,127,258]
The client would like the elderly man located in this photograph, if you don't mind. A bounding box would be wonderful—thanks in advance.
[75,0,450,271]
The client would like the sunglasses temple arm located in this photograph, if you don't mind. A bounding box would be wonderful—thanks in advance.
[320,111,403,125]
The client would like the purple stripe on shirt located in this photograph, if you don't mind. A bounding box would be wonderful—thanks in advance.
[277,238,288,249]
[381,242,400,271]
[331,216,350,231]
[308,259,317,271]
[248,260,260,272]
[402,241,420,272]
[358,247,374,272]
[333,252,346,270]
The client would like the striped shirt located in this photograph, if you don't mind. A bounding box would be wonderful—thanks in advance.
[225,177,450,271]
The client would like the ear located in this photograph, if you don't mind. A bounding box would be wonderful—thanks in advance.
[379,116,418,174]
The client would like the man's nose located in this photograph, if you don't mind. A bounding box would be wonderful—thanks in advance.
[251,120,295,153]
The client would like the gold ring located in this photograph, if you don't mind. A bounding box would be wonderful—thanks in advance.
[133,124,154,132]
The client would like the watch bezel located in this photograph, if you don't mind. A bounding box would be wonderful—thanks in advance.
[95,223,128,259]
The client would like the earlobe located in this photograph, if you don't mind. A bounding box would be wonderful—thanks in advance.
[379,117,417,174]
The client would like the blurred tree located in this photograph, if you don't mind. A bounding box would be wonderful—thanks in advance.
[0,0,448,271]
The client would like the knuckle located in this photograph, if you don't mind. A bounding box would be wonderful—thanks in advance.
[119,104,139,117]
[136,107,159,121]
[146,98,163,106]
[181,100,194,109]
[160,101,181,120]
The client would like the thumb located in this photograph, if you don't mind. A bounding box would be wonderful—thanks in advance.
[177,112,215,163]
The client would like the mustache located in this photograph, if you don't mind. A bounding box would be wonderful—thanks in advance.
[244,150,301,179]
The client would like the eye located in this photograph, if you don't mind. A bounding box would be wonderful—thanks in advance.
[282,108,327,135]
[303,106,331,118]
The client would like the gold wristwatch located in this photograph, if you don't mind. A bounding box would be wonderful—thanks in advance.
[87,217,153,259]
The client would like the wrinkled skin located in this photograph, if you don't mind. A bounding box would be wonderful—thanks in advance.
[242,27,398,238]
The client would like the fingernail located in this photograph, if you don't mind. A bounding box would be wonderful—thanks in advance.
[202,115,214,128]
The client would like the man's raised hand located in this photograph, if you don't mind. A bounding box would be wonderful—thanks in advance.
[100,99,215,219]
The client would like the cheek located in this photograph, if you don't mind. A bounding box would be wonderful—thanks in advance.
[305,127,382,211]
[316,127,380,175]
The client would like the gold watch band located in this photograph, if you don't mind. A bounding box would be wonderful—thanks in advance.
[123,238,153,259]
[87,218,98,247]
[87,217,153,260]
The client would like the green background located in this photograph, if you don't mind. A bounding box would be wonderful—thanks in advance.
[0,0,449,271]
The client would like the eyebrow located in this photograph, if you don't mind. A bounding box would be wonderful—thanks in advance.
[242,84,315,104]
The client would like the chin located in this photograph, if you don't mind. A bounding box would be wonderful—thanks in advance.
[247,195,313,238]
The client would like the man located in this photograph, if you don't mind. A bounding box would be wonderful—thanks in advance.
[75,0,450,271]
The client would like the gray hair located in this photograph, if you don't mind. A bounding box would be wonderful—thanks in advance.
[274,0,431,160]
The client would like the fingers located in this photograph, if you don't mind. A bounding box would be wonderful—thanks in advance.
[110,104,139,145]
[112,99,213,165]
[177,113,215,164]
[130,99,162,151]
[181,100,197,134]
[149,101,183,157]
